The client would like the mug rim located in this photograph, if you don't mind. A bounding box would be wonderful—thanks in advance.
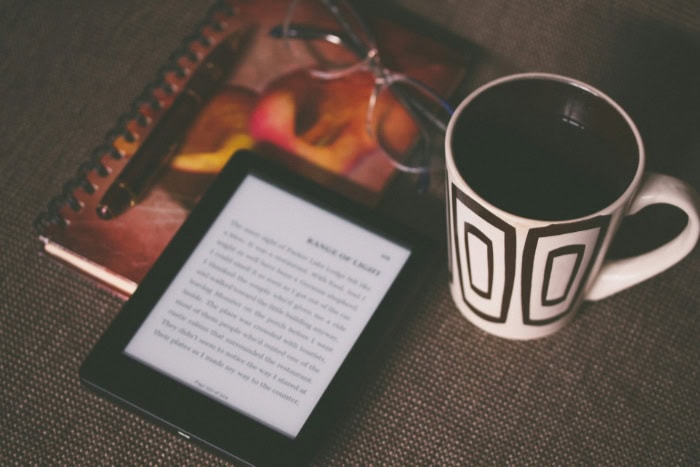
[445,72,646,225]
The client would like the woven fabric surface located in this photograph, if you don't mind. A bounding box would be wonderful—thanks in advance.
[1,0,699,465]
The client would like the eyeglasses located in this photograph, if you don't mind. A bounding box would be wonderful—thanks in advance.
[269,0,454,190]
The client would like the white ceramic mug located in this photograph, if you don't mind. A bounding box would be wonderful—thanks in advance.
[445,73,700,340]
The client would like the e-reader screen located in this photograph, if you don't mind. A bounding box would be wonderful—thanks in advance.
[80,151,432,465]
[124,174,411,438]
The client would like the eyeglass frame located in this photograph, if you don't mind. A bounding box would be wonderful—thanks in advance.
[269,0,455,188]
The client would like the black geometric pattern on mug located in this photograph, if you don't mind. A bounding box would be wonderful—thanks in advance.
[452,185,516,323]
[541,244,584,306]
[521,216,610,326]
[445,177,454,283]
[464,223,493,298]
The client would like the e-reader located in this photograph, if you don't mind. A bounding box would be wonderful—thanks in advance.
[80,150,435,466]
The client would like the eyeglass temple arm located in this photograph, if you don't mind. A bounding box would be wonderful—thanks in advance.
[374,75,454,191]
[387,75,453,132]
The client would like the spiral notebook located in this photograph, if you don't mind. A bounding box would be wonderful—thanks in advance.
[34,0,473,297]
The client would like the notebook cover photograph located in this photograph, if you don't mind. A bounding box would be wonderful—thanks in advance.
[35,0,472,297]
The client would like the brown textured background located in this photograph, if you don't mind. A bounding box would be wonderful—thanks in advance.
[2,0,699,464]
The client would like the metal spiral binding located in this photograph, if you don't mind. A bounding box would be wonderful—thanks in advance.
[34,0,236,233]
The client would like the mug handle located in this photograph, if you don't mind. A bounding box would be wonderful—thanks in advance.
[586,173,700,301]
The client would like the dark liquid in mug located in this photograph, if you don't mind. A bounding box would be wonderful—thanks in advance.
[453,112,636,221]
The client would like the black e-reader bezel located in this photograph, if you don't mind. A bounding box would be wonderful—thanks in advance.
[80,150,434,466]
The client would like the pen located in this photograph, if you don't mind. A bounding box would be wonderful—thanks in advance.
[97,31,246,219]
